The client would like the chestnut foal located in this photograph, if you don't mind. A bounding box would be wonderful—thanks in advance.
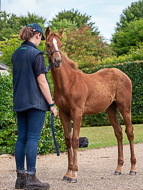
[45,27,136,183]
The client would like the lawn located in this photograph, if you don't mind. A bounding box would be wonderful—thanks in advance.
[79,124,143,149]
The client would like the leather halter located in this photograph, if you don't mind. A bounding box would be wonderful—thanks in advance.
[46,50,62,65]
[46,50,61,56]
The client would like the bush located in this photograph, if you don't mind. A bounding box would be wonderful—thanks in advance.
[0,35,22,67]
[0,74,17,154]
[0,74,66,155]
[94,42,143,67]
[0,35,49,69]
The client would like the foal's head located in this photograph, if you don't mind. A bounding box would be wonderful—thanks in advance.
[45,27,64,68]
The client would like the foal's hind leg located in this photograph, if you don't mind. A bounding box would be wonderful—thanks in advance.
[117,103,136,175]
[59,109,73,181]
[106,102,124,175]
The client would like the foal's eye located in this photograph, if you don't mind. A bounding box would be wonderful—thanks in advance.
[47,44,50,48]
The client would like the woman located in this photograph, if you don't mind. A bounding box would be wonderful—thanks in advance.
[12,23,57,189]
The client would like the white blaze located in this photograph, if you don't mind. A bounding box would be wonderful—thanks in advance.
[53,38,60,56]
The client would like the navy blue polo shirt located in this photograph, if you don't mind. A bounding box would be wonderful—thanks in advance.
[33,53,47,77]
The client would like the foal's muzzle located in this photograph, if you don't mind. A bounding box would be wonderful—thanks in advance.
[46,50,62,68]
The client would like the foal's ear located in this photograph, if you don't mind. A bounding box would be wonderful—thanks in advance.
[58,28,64,38]
[45,27,51,38]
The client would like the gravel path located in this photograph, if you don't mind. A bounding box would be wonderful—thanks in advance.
[0,143,143,190]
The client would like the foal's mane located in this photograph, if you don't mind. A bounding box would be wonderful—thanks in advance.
[62,53,82,73]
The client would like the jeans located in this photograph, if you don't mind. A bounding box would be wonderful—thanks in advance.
[15,108,45,174]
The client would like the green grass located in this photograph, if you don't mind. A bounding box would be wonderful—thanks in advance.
[79,124,143,149]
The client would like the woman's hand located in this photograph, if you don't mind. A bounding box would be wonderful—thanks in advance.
[50,106,57,117]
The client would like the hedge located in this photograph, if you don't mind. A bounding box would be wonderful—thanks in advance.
[0,73,66,155]
[81,61,143,126]
[0,61,143,155]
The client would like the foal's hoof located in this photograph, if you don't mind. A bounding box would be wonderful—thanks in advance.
[63,176,70,181]
[114,170,121,175]
[129,170,137,175]
[69,178,77,183]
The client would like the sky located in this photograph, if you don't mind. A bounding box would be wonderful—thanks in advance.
[1,0,138,43]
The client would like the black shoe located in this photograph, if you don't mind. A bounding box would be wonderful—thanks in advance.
[25,173,50,189]
[15,172,26,189]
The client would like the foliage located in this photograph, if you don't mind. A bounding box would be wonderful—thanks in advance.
[0,26,113,70]
[0,35,22,67]
[1,60,143,154]
[128,42,143,61]
[81,61,143,127]
[0,74,17,154]
[1,8,143,154]
[0,74,66,155]
[1,24,143,71]
[97,42,143,66]
[111,18,143,56]
[49,18,78,33]
[62,26,114,68]
[0,11,19,41]
[115,0,143,31]
[48,9,99,35]
[1,53,143,154]
[0,11,47,41]
[82,111,110,127]
[18,12,47,28]
[0,35,48,69]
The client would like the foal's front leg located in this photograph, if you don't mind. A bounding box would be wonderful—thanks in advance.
[69,109,82,183]
[59,110,73,181]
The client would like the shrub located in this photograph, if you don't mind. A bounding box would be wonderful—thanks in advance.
[95,42,143,67]
[0,74,17,154]
[0,74,66,155]
[0,35,22,67]
[0,35,49,69]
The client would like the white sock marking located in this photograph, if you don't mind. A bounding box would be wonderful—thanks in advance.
[75,171,78,177]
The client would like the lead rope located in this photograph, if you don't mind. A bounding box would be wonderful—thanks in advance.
[47,62,60,156]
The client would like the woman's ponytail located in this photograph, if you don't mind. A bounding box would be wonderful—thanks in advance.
[20,27,34,41]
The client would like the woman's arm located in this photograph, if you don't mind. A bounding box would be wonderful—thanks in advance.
[37,73,57,117]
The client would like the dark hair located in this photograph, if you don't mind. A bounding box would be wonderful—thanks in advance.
[20,27,42,41]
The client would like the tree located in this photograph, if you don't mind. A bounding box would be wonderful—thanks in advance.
[0,11,47,41]
[0,11,19,40]
[62,26,114,68]
[49,18,77,33]
[115,0,143,31]
[18,12,47,27]
[111,18,143,56]
[48,9,99,35]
